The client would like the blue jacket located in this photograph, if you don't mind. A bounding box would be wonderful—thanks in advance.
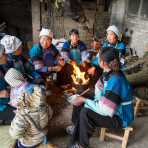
[103,40,126,57]
[62,40,87,64]
[0,78,10,111]
[85,71,134,128]
[29,44,59,67]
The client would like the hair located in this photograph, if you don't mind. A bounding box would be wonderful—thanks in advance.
[108,58,120,73]
[69,29,79,36]
[100,47,120,73]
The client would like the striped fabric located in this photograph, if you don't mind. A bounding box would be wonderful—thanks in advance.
[4,68,25,88]
[98,96,118,117]
[9,84,53,147]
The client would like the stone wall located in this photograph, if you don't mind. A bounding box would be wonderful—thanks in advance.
[124,17,148,57]
[110,0,148,57]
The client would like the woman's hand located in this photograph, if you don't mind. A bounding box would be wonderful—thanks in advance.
[73,96,85,106]
[87,66,96,76]
[48,65,62,72]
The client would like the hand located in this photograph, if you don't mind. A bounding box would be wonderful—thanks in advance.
[87,67,96,75]
[72,96,85,106]
[69,60,77,65]
[48,67,53,72]
[48,66,62,72]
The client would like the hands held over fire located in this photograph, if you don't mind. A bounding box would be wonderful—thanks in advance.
[48,65,62,72]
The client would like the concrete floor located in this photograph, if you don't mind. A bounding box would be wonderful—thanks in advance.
[1,116,148,148]
[48,116,148,148]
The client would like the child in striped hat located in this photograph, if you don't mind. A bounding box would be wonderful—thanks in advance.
[5,68,53,148]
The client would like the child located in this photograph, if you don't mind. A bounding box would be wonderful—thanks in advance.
[67,47,134,148]
[56,56,73,88]
[5,68,53,148]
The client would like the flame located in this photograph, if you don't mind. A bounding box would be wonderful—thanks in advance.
[71,63,89,85]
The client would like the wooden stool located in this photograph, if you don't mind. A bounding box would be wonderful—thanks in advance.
[100,127,133,148]
[134,97,148,117]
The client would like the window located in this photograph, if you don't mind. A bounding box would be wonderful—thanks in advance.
[127,0,148,19]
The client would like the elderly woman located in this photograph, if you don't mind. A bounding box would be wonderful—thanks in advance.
[67,47,134,148]
[29,28,59,68]
[0,35,33,75]
[0,44,15,124]
[103,25,126,59]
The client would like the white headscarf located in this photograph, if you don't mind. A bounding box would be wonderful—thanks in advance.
[1,35,22,54]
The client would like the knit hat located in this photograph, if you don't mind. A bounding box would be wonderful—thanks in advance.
[39,28,53,38]
[100,47,119,64]
[4,68,25,88]
[106,25,120,38]
[0,44,5,57]
[0,35,22,54]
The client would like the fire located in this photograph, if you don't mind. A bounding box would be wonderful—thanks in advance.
[71,63,89,85]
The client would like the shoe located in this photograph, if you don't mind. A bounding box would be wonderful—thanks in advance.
[66,125,75,135]
[68,143,84,148]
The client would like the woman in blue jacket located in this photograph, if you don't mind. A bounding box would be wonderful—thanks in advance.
[61,29,87,64]
[67,47,134,148]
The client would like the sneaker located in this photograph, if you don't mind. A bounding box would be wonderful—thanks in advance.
[66,125,75,135]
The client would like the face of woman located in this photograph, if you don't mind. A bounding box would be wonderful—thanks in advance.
[40,36,52,49]
[70,34,79,46]
[14,46,22,56]
[107,31,118,44]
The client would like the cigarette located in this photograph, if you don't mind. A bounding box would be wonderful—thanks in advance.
[80,88,90,96]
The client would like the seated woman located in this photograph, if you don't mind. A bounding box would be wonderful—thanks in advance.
[29,28,59,68]
[0,44,15,124]
[67,47,134,148]
[103,25,126,67]
[61,29,88,65]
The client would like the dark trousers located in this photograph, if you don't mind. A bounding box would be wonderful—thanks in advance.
[71,108,122,148]
[0,105,15,124]
[72,105,83,125]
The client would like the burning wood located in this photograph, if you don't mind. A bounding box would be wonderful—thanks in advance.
[71,63,90,85]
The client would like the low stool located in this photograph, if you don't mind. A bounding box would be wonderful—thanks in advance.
[99,127,133,148]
